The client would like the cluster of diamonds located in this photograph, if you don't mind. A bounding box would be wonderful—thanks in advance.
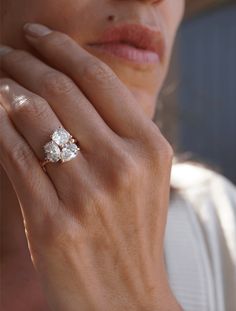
[44,127,80,163]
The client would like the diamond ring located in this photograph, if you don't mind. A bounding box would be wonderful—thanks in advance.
[41,127,80,171]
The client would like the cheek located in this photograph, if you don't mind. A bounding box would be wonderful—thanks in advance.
[158,0,184,64]
[151,1,184,92]
[161,0,184,38]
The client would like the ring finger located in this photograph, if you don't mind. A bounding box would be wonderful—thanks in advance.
[0,77,88,193]
[0,46,117,154]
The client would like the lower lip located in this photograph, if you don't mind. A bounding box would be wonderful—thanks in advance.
[88,43,160,65]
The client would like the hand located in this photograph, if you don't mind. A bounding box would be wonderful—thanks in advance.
[0,23,181,311]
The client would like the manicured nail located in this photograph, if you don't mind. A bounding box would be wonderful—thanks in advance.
[0,45,13,56]
[23,23,52,37]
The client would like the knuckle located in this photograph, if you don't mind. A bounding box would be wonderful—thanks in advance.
[158,138,174,159]
[145,125,174,159]
[120,152,139,174]
[164,141,174,159]
[150,138,174,165]
[108,150,139,190]
[12,95,49,120]
[41,71,74,96]
[143,125,174,163]
[83,60,116,86]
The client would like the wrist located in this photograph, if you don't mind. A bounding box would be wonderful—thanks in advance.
[139,292,183,311]
[94,285,183,311]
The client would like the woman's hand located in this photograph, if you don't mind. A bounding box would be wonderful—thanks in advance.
[0,23,181,311]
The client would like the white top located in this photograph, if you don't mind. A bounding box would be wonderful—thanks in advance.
[165,162,236,311]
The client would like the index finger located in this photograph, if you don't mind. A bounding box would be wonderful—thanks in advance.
[23,23,153,139]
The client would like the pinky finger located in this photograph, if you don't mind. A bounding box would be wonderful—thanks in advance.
[0,104,59,227]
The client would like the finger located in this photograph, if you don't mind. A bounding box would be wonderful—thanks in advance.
[0,77,61,160]
[23,23,151,138]
[0,45,117,152]
[0,103,59,226]
[0,78,86,191]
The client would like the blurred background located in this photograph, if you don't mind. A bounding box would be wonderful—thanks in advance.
[156,0,236,184]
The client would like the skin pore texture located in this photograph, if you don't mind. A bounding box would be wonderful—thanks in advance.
[0,1,185,310]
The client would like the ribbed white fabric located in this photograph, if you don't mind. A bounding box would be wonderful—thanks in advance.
[164,162,236,311]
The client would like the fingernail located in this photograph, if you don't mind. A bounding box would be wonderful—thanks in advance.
[23,23,52,37]
[0,45,13,56]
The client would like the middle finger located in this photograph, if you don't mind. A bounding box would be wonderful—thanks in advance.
[0,46,117,154]
[0,77,89,192]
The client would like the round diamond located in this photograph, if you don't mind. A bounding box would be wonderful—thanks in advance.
[61,143,80,162]
[44,141,61,162]
[52,127,71,147]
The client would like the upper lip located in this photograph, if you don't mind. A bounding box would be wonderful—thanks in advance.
[89,23,165,60]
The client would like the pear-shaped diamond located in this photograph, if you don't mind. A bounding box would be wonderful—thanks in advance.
[52,127,71,147]
[44,141,61,162]
[61,143,80,162]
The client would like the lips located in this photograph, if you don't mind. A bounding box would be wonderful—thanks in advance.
[88,24,165,66]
